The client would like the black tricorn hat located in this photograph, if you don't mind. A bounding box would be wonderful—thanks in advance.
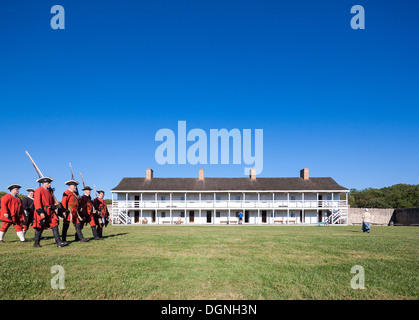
[37,177,53,183]
[82,186,93,191]
[65,180,79,186]
[7,184,22,190]
[97,190,105,194]
[26,188,35,192]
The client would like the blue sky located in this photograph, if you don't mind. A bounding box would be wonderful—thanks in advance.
[0,0,418,197]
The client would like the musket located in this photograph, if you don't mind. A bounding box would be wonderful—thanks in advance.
[2,215,16,226]
[25,151,62,219]
[79,171,86,189]
[25,151,44,179]
[69,163,79,196]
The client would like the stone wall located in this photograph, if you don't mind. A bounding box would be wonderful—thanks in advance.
[348,207,419,226]
[348,208,395,225]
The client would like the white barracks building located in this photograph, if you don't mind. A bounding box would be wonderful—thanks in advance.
[111,168,349,225]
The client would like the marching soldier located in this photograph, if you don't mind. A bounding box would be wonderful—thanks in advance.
[33,177,68,248]
[80,186,103,240]
[0,184,27,242]
[22,188,35,236]
[61,180,89,243]
[93,190,109,239]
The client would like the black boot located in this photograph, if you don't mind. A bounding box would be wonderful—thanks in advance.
[91,226,103,240]
[34,229,42,248]
[75,223,89,242]
[61,223,70,245]
[52,226,68,247]
[98,227,104,239]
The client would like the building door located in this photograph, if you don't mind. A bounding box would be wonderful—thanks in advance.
[134,195,139,208]
[152,210,156,223]
[189,211,194,223]
[300,210,303,223]
[206,211,212,223]
[318,195,323,207]
[245,211,249,223]
[134,211,139,223]
[318,210,322,222]
[262,211,267,223]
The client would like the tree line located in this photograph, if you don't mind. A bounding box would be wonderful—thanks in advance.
[349,184,419,209]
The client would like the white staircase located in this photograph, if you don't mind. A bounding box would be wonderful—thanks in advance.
[117,210,129,224]
[111,201,130,225]
[325,209,348,225]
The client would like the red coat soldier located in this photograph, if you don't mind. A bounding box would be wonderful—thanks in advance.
[61,180,89,242]
[33,177,68,248]
[93,190,109,239]
[0,184,26,242]
[80,186,102,240]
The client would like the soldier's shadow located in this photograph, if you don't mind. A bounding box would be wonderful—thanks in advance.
[101,232,128,239]
[40,236,54,240]
[66,232,128,243]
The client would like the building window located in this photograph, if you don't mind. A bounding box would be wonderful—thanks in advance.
[216,196,221,201]
[161,196,166,201]
[180,196,185,201]
[290,211,295,217]
[291,196,296,201]
[180,212,185,217]
[235,196,240,200]
[161,212,166,218]
[216,212,221,218]
[326,195,332,200]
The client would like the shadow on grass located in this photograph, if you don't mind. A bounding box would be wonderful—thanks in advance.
[101,232,128,239]
[63,232,129,244]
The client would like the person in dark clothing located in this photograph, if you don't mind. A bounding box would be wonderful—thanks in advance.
[22,188,35,237]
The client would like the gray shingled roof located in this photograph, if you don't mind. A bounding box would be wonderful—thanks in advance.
[111,177,348,191]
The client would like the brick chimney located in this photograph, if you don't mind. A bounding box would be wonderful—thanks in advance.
[249,168,256,180]
[300,168,309,180]
[146,168,153,180]
[199,168,204,181]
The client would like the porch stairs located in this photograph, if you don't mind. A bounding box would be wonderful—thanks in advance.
[117,209,130,224]
[325,209,348,225]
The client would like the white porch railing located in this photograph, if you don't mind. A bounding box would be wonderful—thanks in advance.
[112,199,347,209]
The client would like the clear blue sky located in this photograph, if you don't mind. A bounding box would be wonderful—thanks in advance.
[0,0,418,197]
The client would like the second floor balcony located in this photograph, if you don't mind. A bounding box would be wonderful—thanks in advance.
[112,199,347,210]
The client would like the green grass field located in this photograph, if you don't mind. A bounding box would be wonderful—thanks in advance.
[0,225,418,300]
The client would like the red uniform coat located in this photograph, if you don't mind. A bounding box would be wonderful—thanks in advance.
[80,194,95,227]
[33,186,59,229]
[93,197,109,225]
[61,189,82,225]
[0,194,24,225]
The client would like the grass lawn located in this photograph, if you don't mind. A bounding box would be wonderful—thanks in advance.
[0,224,418,300]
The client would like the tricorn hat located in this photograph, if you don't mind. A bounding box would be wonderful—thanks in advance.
[82,186,93,191]
[26,188,35,192]
[36,177,53,183]
[7,184,22,190]
[97,190,105,194]
[65,180,79,186]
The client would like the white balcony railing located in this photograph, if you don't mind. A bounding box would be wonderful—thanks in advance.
[112,199,347,209]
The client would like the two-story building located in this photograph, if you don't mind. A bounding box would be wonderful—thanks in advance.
[111,168,349,225]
